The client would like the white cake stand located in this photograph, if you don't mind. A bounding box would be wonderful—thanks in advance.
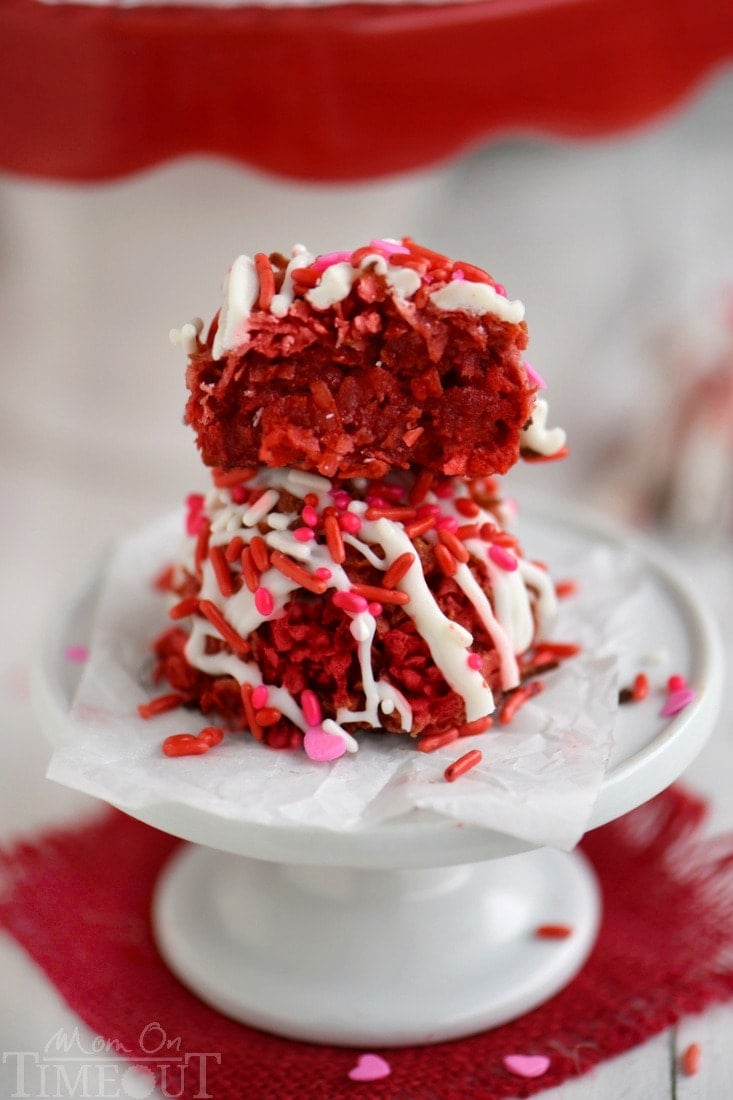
[33,506,723,1047]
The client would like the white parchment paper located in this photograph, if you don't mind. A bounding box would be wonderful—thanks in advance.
[48,512,633,850]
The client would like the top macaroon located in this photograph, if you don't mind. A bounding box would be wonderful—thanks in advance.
[178,238,555,480]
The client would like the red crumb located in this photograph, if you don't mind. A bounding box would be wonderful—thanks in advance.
[185,260,534,480]
[417,728,460,753]
[138,692,183,719]
[499,681,545,725]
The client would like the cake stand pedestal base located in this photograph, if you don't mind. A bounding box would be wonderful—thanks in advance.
[153,844,600,1047]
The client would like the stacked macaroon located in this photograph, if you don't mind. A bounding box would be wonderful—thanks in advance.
[147,238,569,761]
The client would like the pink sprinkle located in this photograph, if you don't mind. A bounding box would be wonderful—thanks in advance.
[301,689,322,727]
[185,493,205,536]
[503,1054,550,1079]
[331,490,351,510]
[417,503,442,518]
[315,566,333,581]
[450,269,466,280]
[436,515,459,533]
[494,282,507,297]
[661,688,696,717]
[294,527,315,542]
[467,653,483,670]
[368,602,383,616]
[366,495,387,508]
[369,238,409,257]
[301,504,319,527]
[255,586,275,616]
[252,685,269,709]
[489,545,519,571]
[668,673,687,692]
[523,360,547,389]
[433,481,454,499]
[65,644,88,663]
[332,591,369,614]
[338,511,362,534]
[311,250,352,272]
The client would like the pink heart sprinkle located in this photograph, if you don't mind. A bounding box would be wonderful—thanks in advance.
[304,725,347,762]
[503,1054,551,1079]
[348,1053,391,1082]
[661,688,696,717]
[64,645,89,663]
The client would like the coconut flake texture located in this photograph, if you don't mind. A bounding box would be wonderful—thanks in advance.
[183,239,536,479]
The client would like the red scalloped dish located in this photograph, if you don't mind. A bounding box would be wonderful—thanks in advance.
[1,0,732,183]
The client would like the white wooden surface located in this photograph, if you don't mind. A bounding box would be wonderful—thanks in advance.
[2,69,733,1097]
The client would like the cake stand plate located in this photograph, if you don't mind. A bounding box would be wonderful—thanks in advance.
[33,505,723,1045]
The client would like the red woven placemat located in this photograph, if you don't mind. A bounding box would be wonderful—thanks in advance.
[2,786,733,1099]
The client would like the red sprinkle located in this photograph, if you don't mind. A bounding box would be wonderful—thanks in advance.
[438,528,470,563]
[225,535,244,563]
[365,505,417,522]
[199,600,249,653]
[350,583,410,606]
[163,733,209,757]
[212,467,256,488]
[168,596,199,620]
[455,497,480,518]
[456,523,480,541]
[408,469,434,505]
[240,546,260,594]
[241,682,263,741]
[138,692,183,720]
[324,514,346,565]
[500,680,545,725]
[681,1042,701,1076]
[434,543,458,577]
[209,544,235,597]
[194,518,211,573]
[554,579,578,599]
[404,515,436,540]
[254,252,275,311]
[668,673,687,692]
[631,672,650,701]
[382,552,415,589]
[458,715,494,736]
[533,641,581,659]
[249,535,270,573]
[417,728,460,753]
[270,550,328,594]
[535,923,573,939]
[444,749,483,782]
[256,706,283,727]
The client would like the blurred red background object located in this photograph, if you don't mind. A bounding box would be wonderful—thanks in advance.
[2,0,733,183]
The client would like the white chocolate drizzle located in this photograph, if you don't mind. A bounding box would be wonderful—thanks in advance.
[521,398,567,456]
[179,242,527,359]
